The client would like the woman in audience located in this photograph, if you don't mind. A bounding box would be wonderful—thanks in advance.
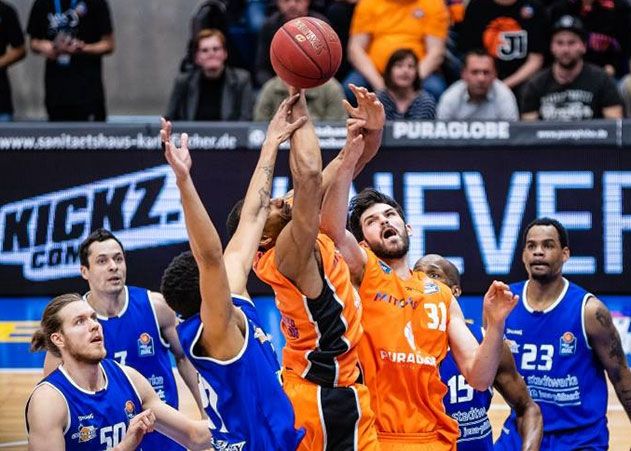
[377,49,436,120]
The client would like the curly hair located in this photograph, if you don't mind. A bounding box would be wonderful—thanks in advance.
[348,188,406,242]
[161,251,202,320]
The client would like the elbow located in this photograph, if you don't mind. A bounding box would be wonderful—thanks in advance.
[188,425,212,450]
[294,167,322,192]
[465,374,493,392]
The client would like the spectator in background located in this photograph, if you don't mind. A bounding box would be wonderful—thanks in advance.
[548,0,631,79]
[0,1,26,122]
[619,67,631,117]
[521,15,623,120]
[458,0,547,96]
[166,29,253,121]
[254,0,328,87]
[377,49,436,120]
[437,49,519,120]
[254,75,346,121]
[27,0,114,121]
[345,0,449,102]
[325,0,357,82]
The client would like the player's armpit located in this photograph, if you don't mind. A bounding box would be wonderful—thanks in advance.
[585,297,631,419]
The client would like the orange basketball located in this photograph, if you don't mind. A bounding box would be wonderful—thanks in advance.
[270,17,342,89]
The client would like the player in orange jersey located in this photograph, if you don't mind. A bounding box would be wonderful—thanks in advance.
[320,176,519,448]
[227,86,384,450]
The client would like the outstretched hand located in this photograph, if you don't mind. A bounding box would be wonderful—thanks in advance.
[266,93,308,145]
[343,84,385,131]
[483,280,519,327]
[342,118,365,166]
[161,117,192,182]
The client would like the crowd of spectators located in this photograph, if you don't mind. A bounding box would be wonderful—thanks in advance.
[2,0,631,122]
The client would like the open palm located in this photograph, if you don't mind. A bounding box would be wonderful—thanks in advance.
[161,118,192,181]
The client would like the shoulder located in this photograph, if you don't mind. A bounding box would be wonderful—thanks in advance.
[441,80,466,99]
[27,382,68,426]
[525,68,552,90]
[492,79,516,97]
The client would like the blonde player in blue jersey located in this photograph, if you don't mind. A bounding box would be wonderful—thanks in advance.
[27,293,213,450]
[159,94,306,450]
[496,218,631,450]
[414,254,542,450]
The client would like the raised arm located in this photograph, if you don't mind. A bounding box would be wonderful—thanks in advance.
[274,91,324,298]
[493,342,543,450]
[448,281,518,390]
[584,296,631,420]
[224,94,306,297]
[320,118,368,286]
[161,119,242,360]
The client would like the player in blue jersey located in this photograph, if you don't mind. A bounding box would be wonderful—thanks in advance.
[495,218,631,450]
[27,293,213,450]
[158,95,306,450]
[414,254,542,451]
[43,228,204,451]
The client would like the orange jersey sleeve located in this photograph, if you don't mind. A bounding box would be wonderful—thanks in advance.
[254,234,363,387]
[357,247,459,442]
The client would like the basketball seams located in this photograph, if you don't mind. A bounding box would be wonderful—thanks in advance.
[279,24,325,81]
[309,18,335,75]
[271,45,322,83]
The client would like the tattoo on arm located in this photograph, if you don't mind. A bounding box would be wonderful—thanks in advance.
[257,165,273,208]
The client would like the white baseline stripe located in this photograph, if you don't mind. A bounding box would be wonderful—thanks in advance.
[0,440,28,448]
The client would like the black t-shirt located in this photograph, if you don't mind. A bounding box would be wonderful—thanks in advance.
[521,63,623,119]
[0,1,25,114]
[27,0,113,108]
[195,72,224,121]
[548,0,631,75]
[459,0,549,80]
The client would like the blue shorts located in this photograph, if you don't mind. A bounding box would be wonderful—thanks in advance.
[495,414,609,451]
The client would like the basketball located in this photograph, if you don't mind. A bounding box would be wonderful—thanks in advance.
[270,17,342,89]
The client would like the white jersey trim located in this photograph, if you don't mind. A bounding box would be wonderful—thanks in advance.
[87,286,130,321]
[146,290,170,348]
[27,381,71,436]
[58,363,109,395]
[231,293,255,307]
[522,278,569,314]
[114,360,144,404]
[189,308,250,365]
[301,293,316,380]
[581,293,595,350]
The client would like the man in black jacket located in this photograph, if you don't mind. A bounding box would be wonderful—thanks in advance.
[166,28,253,121]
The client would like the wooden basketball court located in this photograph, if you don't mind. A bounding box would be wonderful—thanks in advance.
[0,371,627,450]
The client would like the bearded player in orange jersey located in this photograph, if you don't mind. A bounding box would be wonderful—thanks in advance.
[320,160,519,448]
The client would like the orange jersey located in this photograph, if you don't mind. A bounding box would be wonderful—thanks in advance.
[357,246,459,445]
[254,233,363,387]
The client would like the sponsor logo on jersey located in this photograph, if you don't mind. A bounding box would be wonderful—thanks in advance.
[210,438,246,451]
[77,413,94,421]
[0,165,187,281]
[424,282,439,294]
[254,326,272,344]
[137,332,155,357]
[559,331,576,356]
[124,400,136,419]
[379,349,437,366]
[506,328,523,336]
[72,424,96,443]
[377,260,392,274]
[373,291,419,309]
[506,339,520,353]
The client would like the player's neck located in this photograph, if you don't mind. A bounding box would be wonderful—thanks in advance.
[85,288,126,317]
[61,360,105,392]
[525,276,565,310]
[385,256,413,280]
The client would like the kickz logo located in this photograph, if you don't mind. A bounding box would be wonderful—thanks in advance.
[0,165,188,281]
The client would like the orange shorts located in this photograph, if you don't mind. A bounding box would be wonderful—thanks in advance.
[283,370,379,450]
[377,431,456,451]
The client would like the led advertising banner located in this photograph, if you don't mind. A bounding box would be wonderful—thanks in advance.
[0,122,629,295]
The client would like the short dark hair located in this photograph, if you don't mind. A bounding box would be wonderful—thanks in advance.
[523,217,569,248]
[225,198,245,241]
[463,49,495,68]
[383,48,421,91]
[79,228,125,268]
[31,293,83,357]
[348,188,406,242]
[161,251,201,320]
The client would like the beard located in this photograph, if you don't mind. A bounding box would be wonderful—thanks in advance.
[65,338,106,365]
[557,57,580,70]
[369,232,410,260]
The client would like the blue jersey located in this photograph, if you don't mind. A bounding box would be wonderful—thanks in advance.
[496,279,608,450]
[27,360,143,450]
[178,295,304,451]
[91,285,183,450]
[440,322,493,451]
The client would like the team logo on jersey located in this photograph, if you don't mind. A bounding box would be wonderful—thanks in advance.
[137,332,155,357]
[124,400,137,419]
[559,331,576,356]
[423,282,439,294]
[411,8,425,19]
[71,424,96,443]
[377,260,392,274]
[254,326,272,344]
[506,339,520,353]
